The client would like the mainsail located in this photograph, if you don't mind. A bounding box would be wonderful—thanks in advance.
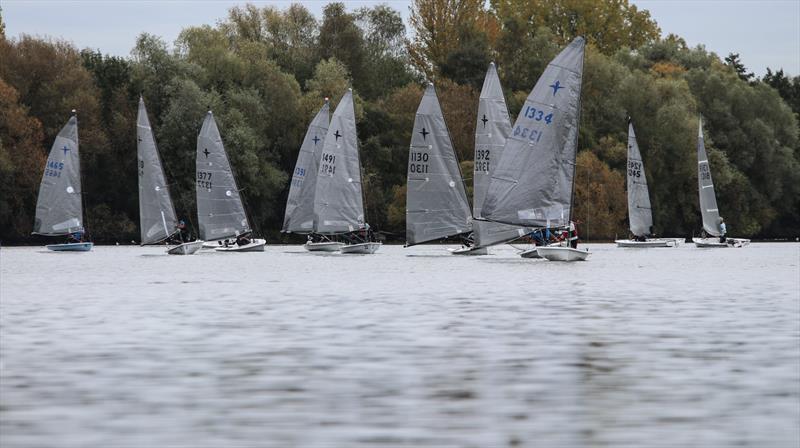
[482,37,585,228]
[697,118,721,236]
[196,111,251,241]
[626,120,653,237]
[33,113,84,236]
[137,97,178,244]
[312,90,365,233]
[406,83,472,246]
[283,100,330,233]
[473,62,527,247]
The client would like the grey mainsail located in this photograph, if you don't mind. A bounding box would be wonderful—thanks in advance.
[697,118,721,236]
[137,97,178,245]
[626,121,653,237]
[33,113,84,236]
[473,62,527,247]
[406,83,472,246]
[283,100,329,233]
[196,111,251,241]
[312,90,364,233]
[482,37,585,228]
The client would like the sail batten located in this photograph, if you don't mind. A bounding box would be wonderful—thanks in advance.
[405,84,472,246]
[312,90,364,234]
[626,121,653,237]
[196,112,251,241]
[482,37,585,228]
[697,118,721,236]
[33,114,84,236]
[473,62,530,248]
[138,97,179,245]
[283,101,330,233]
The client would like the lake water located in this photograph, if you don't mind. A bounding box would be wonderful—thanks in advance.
[1,243,798,447]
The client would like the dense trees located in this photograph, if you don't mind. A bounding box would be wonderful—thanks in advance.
[0,0,797,243]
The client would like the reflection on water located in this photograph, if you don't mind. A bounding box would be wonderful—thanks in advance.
[1,244,798,447]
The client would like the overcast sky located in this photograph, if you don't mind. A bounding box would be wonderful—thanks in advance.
[2,0,798,76]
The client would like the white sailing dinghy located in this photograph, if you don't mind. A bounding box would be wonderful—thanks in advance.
[137,97,203,255]
[33,111,93,252]
[482,37,589,262]
[196,111,266,252]
[313,89,381,254]
[405,83,475,253]
[282,99,343,252]
[471,62,530,256]
[692,118,750,248]
[615,120,682,248]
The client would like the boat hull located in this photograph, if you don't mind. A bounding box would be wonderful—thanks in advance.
[615,238,682,248]
[519,247,541,258]
[692,237,750,248]
[167,241,204,255]
[215,238,266,252]
[46,242,93,252]
[304,242,344,252]
[536,246,590,262]
[450,246,488,256]
[340,242,382,254]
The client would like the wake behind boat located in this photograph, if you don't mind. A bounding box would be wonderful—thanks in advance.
[33,111,93,252]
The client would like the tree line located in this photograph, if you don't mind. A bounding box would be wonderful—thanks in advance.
[1,0,798,244]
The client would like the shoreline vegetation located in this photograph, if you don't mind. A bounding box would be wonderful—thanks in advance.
[1,0,798,245]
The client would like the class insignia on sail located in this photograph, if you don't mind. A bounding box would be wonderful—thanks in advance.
[34,110,93,251]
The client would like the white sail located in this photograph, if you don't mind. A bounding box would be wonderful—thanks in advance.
[473,62,528,247]
[312,90,365,233]
[283,100,330,233]
[697,118,721,236]
[405,83,472,246]
[626,120,653,237]
[196,111,251,241]
[33,113,84,236]
[137,97,178,244]
[482,37,585,228]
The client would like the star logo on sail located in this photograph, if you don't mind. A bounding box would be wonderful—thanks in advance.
[481,115,488,128]
[549,80,563,96]
[334,130,342,141]
[61,145,71,156]
[420,127,429,140]
[313,135,320,145]
[203,148,210,158]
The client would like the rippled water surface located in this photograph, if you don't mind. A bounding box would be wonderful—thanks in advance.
[1,243,798,447]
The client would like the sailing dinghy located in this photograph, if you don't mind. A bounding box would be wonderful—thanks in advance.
[33,111,93,251]
[692,118,749,248]
[313,89,381,254]
[282,99,344,252]
[405,83,474,252]
[196,111,265,252]
[614,120,682,248]
[470,62,531,255]
[481,37,589,262]
[137,97,202,255]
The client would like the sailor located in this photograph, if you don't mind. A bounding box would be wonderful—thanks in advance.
[718,217,727,243]
[568,221,579,249]
[176,220,190,243]
[236,233,251,246]
[67,231,83,243]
